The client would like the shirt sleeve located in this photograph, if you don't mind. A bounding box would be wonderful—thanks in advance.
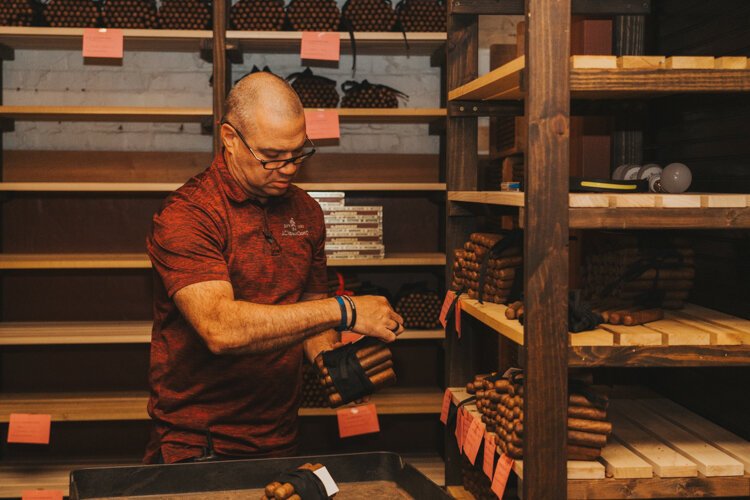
[147,200,230,298]
[305,203,328,295]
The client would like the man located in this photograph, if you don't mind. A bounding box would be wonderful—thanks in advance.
[144,72,404,464]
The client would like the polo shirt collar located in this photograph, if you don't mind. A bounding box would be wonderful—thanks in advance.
[214,152,293,205]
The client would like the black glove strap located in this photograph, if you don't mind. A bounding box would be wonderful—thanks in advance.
[275,469,328,500]
[321,337,381,404]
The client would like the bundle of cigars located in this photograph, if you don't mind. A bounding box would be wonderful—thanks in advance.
[42,0,99,28]
[286,0,340,31]
[467,370,611,461]
[101,0,158,28]
[504,298,666,327]
[341,0,397,32]
[262,463,327,500]
[451,232,522,305]
[395,290,441,329]
[460,457,495,500]
[157,0,211,30]
[0,0,36,26]
[300,363,330,408]
[230,0,286,31]
[314,338,396,407]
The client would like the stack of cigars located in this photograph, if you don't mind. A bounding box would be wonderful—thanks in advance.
[467,371,612,461]
[314,341,396,407]
[262,463,323,500]
[300,363,329,408]
[451,233,522,304]
[504,298,665,326]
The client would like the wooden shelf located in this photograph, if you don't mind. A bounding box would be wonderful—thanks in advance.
[0,322,442,345]
[0,106,445,123]
[0,182,447,192]
[449,191,750,229]
[0,252,446,269]
[459,298,750,367]
[449,55,750,101]
[0,387,443,422]
[0,27,212,52]
[228,31,445,56]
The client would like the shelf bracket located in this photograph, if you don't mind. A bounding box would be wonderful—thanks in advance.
[448,101,523,117]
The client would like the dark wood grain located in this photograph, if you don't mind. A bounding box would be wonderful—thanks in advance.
[564,474,750,499]
[523,0,570,498]
[571,69,750,96]
[212,0,230,153]
[567,208,750,229]
[450,0,650,15]
[570,345,750,367]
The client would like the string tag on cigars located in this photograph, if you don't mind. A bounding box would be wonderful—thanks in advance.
[315,336,396,407]
[263,463,338,500]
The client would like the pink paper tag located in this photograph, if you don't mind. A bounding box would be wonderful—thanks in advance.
[483,433,496,479]
[337,403,380,438]
[22,491,64,500]
[300,32,340,61]
[439,290,457,328]
[83,28,124,59]
[454,407,465,451]
[304,109,340,140]
[463,417,484,465]
[439,388,452,425]
[491,454,514,498]
[455,299,462,338]
[8,414,51,445]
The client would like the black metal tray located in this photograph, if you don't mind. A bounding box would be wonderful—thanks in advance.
[69,451,449,499]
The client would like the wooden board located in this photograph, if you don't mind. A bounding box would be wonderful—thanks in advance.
[609,407,698,478]
[664,311,749,345]
[617,56,666,69]
[599,441,654,479]
[512,460,606,480]
[565,474,750,499]
[599,324,663,346]
[611,401,744,477]
[644,319,712,346]
[447,56,525,101]
[638,398,750,471]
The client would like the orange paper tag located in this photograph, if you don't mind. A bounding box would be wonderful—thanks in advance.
[8,414,51,445]
[453,407,464,450]
[439,290,457,328]
[491,454,514,498]
[337,403,380,438]
[341,331,363,344]
[483,433,496,479]
[22,491,64,500]
[463,417,484,465]
[300,32,340,61]
[455,299,462,338]
[439,388,452,425]
[304,109,340,140]
[83,28,124,59]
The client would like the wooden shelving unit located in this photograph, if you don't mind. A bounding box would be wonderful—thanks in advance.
[0,252,446,269]
[0,321,443,345]
[444,1,750,498]
[0,387,443,422]
[0,182,447,192]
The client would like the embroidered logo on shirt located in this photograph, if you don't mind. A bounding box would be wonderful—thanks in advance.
[282,217,309,237]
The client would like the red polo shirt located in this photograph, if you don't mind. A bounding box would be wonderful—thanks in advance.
[144,154,327,464]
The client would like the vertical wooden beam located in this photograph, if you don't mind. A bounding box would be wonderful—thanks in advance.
[444,3,479,487]
[612,16,646,168]
[523,0,570,498]
[212,0,231,154]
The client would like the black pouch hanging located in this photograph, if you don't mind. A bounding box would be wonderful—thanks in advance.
[321,336,385,404]
[395,0,445,32]
[340,0,398,75]
[287,68,340,108]
[341,79,408,108]
[273,468,328,500]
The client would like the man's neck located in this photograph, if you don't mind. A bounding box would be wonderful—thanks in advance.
[223,150,270,205]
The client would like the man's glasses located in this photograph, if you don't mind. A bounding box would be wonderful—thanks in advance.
[222,120,316,171]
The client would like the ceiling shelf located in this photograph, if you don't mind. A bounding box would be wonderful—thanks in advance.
[449,55,750,101]
[0,252,446,269]
[0,182,446,192]
[459,298,750,367]
[228,31,445,56]
[0,27,212,52]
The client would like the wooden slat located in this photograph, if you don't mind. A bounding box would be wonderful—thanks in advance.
[665,311,749,345]
[446,486,476,500]
[448,56,524,101]
[403,455,445,486]
[609,407,698,478]
[0,387,443,422]
[616,401,744,477]
[512,460,605,480]
[0,252,446,269]
[638,398,750,470]
[0,182,447,192]
[599,441,654,479]
[643,319,712,346]
[681,303,750,335]
[571,55,617,69]
[599,324,663,346]
[617,56,666,69]
[569,345,750,367]
[565,474,750,499]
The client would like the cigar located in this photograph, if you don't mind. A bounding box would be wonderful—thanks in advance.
[623,308,664,326]
[328,367,397,406]
[569,405,607,421]
[505,301,523,320]
[608,306,645,325]
[265,482,282,497]
[274,483,295,499]
[568,444,602,460]
[567,417,612,435]
[324,359,394,391]
[315,344,390,374]
[568,429,608,448]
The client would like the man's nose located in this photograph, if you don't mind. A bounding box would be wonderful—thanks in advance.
[278,161,299,176]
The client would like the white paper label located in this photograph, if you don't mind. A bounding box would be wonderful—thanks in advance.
[313,466,340,497]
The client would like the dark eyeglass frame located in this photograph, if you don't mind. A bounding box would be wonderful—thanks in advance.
[222,120,316,171]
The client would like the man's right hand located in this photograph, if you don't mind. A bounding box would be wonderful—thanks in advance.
[349,295,405,342]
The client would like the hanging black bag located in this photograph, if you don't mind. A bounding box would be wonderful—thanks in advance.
[287,68,340,108]
[230,0,285,31]
[286,0,340,31]
[101,0,157,29]
[341,80,408,108]
[395,0,445,32]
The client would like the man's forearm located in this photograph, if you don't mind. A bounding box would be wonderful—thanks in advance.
[302,293,340,362]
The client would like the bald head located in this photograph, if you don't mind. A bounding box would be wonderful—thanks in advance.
[224,72,304,134]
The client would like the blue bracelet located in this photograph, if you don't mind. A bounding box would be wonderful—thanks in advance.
[334,296,348,332]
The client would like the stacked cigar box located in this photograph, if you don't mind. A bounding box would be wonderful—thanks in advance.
[310,192,385,260]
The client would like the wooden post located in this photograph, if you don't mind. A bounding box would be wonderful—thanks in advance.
[212,0,231,154]
[523,0,570,497]
[444,3,479,487]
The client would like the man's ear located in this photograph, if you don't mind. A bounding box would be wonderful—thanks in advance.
[220,123,236,154]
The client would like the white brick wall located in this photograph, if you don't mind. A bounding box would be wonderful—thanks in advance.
[2,14,517,154]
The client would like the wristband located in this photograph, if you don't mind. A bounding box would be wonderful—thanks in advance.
[334,296,347,332]
[342,295,357,329]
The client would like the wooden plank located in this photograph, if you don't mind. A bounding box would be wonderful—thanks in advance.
[701,194,748,208]
[569,193,610,208]
[335,108,447,123]
[571,55,617,69]
[682,304,750,334]
[665,311,747,345]
[609,406,698,478]
[638,398,750,471]
[567,208,750,229]
[212,0,229,153]
[620,401,744,477]
[569,345,750,367]
[566,474,750,499]
[609,193,657,208]
[446,486,476,500]
[656,194,702,209]
[599,440,654,479]
[569,329,615,347]
[459,298,525,345]
[448,56,524,101]
[714,57,748,70]
[0,106,212,122]
[644,319,712,346]
[599,324,664,346]
[666,56,716,70]
[512,460,605,480]
[617,55,666,69]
